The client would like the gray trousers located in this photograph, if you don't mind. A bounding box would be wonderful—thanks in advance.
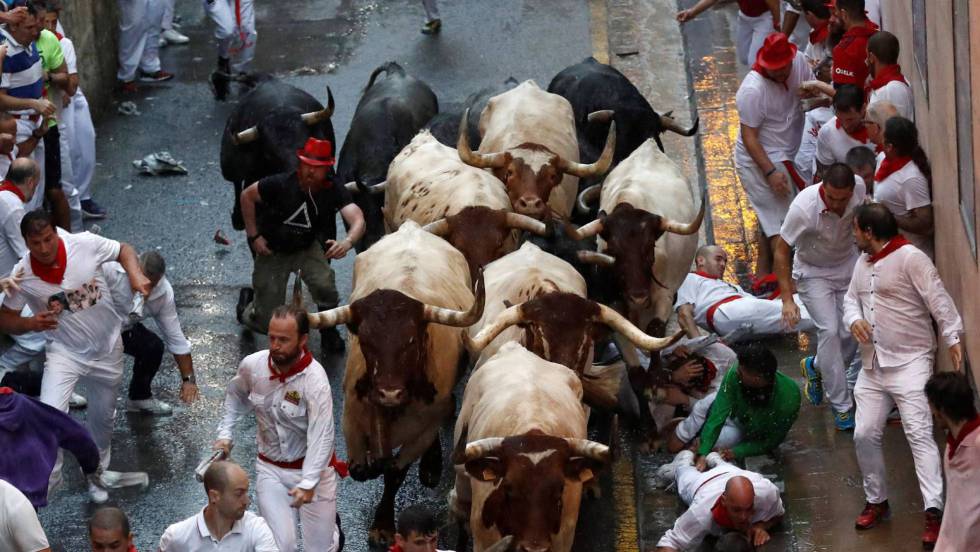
[243,240,338,333]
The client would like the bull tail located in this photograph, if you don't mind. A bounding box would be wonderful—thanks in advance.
[581,362,628,412]
[365,61,405,92]
[291,271,303,308]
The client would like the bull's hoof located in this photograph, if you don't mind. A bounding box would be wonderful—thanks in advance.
[349,463,373,482]
[368,526,395,548]
[418,440,442,488]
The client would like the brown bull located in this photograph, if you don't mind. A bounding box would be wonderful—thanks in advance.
[457,80,615,220]
[308,221,485,546]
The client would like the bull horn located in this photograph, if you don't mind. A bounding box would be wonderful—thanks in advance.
[457,108,510,169]
[564,438,611,463]
[422,270,486,327]
[587,109,614,124]
[659,190,706,235]
[464,303,524,353]
[576,250,616,267]
[344,181,358,192]
[595,304,684,351]
[484,536,515,552]
[567,219,604,241]
[233,126,259,145]
[559,122,616,178]
[504,212,547,236]
[291,270,303,308]
[422,218,450,236]
[367,180,387,194]
[300,86,336,125]
[576,184,602,214]
[659,112,699,137]
[308,305,352,328]
[463,437,505,462]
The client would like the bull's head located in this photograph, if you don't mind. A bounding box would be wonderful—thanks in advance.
[569,197,705,310]
[231,86,335,169]
[423,206,548,278]
[459,431,609,552]
[344,180,387,252]
[457,108,616,219]
[466,292,681,382]
[309,272,485,409]
[587,107,699,158]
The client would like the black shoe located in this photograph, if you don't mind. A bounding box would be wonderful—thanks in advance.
[236,287,254,325]
[209,71,229,101]
[320,327,345,353]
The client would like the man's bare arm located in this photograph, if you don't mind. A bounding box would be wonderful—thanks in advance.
[677,304,701,338]
[895,205,933,235]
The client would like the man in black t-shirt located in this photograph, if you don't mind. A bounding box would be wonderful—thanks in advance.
[238,138,365,351]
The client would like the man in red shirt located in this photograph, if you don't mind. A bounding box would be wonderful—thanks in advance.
[830,0,878,88]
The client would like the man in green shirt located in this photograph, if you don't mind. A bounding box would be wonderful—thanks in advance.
[668,342,801,465]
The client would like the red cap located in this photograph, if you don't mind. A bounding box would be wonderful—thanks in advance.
[296,138,336,167]
[755,33,798,71]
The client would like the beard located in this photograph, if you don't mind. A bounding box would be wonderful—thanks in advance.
[271,346,302,367]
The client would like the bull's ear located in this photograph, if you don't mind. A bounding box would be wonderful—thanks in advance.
[564,457,603,483]
[465,457,504,482]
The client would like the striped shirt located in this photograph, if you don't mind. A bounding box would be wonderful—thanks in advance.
[0,28,43,113]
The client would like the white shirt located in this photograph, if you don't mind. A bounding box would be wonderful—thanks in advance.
[3,229,122,360]
[158,509,279,552]
[780,179,866,280]
[815,116,874,167]
[735,52,814,167]
[804,40,829,67]
[0,188,27,277]
[103,262,191,355]
[58,35,85,99]
[843,243,962,369]
[795,105,834,184]
[656,466,784,550]
[0,146,15,181]
[869,80,913,120]
[674,273,752,328]
[0,479,49,552]
[218,350,337,491]
[873,159,933,258]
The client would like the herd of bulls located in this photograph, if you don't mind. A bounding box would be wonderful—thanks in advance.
[219,57,704,551]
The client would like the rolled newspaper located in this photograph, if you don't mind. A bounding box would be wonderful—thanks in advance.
[195,450,228,482]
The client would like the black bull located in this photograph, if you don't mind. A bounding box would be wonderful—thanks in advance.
[337,61,438,252]
[219,78,336,231]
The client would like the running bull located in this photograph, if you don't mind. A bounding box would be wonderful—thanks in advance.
[308,221,485,546]
[220,79,335,230]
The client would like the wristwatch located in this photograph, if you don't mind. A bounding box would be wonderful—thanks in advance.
[247,235,261,244]
[182,373,196,384]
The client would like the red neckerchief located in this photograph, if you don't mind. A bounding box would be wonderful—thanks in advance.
[867,235,911,263]
[268,348,313,383]
[841,19,878,43]
[55,31,64,40]
[388,545,403,552]
[711,498,737,529]
[809,22,829,45]
[818,184,831,213]
[868,64,907,91]
[835,117,868,143]
[0,180,25,202]
[874,154,912,183]
[875,144,884,154]
[128,545,138,552]
[948,415,980,460]
[31,238,67,285]
[752,61,789,91]
[694,270,722,280]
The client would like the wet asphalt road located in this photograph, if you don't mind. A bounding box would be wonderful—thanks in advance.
[36,1,606,550]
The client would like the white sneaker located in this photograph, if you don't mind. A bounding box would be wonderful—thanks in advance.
[158,37,167,48]
[69,392,87,409]
[101,470,149,489]
[162,29,190,44]
[655,450,695,485]
[87,480,108,503]
[126,398,173,415]
[705,451,725,469]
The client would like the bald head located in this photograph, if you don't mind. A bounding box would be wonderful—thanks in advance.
[89,507,133,552]
[695,244,727,277]
[720,476,756,530]
[203,460,244,495]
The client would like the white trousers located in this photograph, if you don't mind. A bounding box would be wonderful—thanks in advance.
[55,113,83,232]
[675,392,744,448]
[797,275,857,412]
[736,11,774,67]
[712,294,815,338]
[68,92,96,201]
[42,341,124,492]
[161,0,175,30]
[421,0,440,21]
[255,460,339,552]
[117,0,163,81]
[17,118,47,213]
[204,0,257,72]
[677,462,734,506]
[735,161,797,237]
[854,358,944,511]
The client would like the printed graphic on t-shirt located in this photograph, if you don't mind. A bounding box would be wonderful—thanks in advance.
[283,203,313,229]
[47,278,103,315]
